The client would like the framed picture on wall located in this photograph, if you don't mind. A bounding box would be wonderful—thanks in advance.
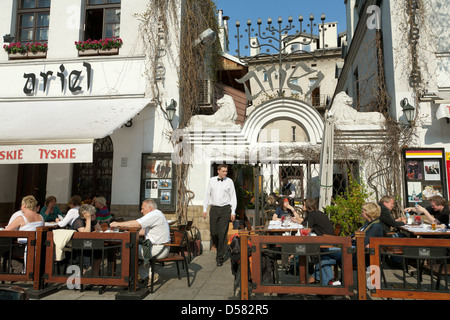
[403,148,447,208]
[140,154,175,212]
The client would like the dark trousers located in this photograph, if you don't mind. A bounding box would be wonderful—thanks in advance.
[210,205,231,263]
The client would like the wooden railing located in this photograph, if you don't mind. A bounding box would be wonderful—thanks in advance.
[0,230,37,285]
[0,227,143,299]
[239,230,450,300]
[239,231,354,299]
[366,236,450,300]
[43,228,140,292]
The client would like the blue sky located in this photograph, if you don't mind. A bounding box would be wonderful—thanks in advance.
[214,0,347,55]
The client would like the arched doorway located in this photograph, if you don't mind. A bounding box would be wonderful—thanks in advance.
[72,137,113,206]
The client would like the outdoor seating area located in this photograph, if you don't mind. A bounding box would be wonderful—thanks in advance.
[235,223,450,300]
[0,220,202,300]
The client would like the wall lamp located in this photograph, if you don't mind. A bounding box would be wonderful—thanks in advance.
[400,98,415,124]
[193,28,217,47]
[166,99,177,122]
[3,34,13,43]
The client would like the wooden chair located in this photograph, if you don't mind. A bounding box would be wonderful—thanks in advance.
[334,224,343,236]
[150,230,190,293]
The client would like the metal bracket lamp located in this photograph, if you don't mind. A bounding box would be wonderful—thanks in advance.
[166,99,177,122]
[400,98,415,124]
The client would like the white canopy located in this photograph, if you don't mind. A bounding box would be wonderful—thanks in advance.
[0,97,151,163]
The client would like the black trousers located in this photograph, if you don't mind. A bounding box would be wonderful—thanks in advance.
[210,205,231,263]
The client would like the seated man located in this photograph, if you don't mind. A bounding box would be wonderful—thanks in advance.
[110,199,170,286]
[378,195,405,237]
[405,195,450,228]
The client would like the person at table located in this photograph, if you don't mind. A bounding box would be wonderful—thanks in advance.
[404,195,450,228]
[110,199,170,286]
[352,202,383,248]
[281,177,296,206]
[57,195,82,229]
[40,196,63,222]
[298,198,334,236]
[3,195,44,273]
[71,204,101,232]
[272,197,301,222]
[379,195,405,237]
[92,196,112,225]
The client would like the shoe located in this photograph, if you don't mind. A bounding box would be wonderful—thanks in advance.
[217,261,223,267]
[147,273,159,287]
[308,276,318,284]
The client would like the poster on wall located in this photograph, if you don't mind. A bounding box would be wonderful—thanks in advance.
[422,185,443,200]
[141,154,175,211]
[406,160,423,180]
[423,160,440,181]
[403,148,446,208]
[407,181,422,202]
[160,190,171,204]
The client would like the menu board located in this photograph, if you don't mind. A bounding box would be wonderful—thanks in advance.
[140,154,175,211]
[404,148,447,208]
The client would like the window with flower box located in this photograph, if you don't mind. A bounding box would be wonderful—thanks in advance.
[17,0,50,44]
[84,0,121,41]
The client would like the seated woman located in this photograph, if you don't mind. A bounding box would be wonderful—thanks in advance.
[299,198,335,236]
[355,202,384,247]
[272,197,301,222]
[40,196,63,222]
[92,197,112,225]
[71,204,102,232]
[70,204,102,275]
[4,195,44,273]
[57,195,82,229]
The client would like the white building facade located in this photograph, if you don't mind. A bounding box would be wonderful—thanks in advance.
[0,0,181,221]
[337,0,450,207]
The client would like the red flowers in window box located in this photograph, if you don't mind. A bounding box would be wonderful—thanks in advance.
[75,38,123,51]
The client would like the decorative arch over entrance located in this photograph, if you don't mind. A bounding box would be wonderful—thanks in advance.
[241,97,324,146]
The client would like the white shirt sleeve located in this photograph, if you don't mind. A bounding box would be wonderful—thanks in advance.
[229,179,237,215]
[203,177,212,212]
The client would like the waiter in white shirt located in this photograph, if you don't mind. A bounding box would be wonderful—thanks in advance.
[203,164,237,266]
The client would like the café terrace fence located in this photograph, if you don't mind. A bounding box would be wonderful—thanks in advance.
[0,226,145,300]
[1,227,450,300]
[238,231,450,300]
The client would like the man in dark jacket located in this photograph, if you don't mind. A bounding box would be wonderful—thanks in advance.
[379,195,405,236]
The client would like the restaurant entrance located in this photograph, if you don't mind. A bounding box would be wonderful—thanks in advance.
[72,137,113,206]
[15,164,48,210]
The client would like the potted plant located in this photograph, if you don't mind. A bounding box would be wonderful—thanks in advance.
[3,42,48,59]
[3,42,26,59]
[76,38,122,56]
[25,42,48,58]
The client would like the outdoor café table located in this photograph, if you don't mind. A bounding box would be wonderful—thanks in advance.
[260,220,317,285]
[399,225,450,238]
[264,220,307,235]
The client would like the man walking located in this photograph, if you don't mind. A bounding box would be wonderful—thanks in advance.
[203,164,237,266]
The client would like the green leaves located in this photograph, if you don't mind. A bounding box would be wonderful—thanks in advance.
[326,174,371,236]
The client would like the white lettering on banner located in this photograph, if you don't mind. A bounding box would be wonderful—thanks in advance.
[0,144,92,164]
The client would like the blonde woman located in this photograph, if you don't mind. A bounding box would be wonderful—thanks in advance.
[357,202,383,247]
[4,195,44,273]
[5,195,44,231]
